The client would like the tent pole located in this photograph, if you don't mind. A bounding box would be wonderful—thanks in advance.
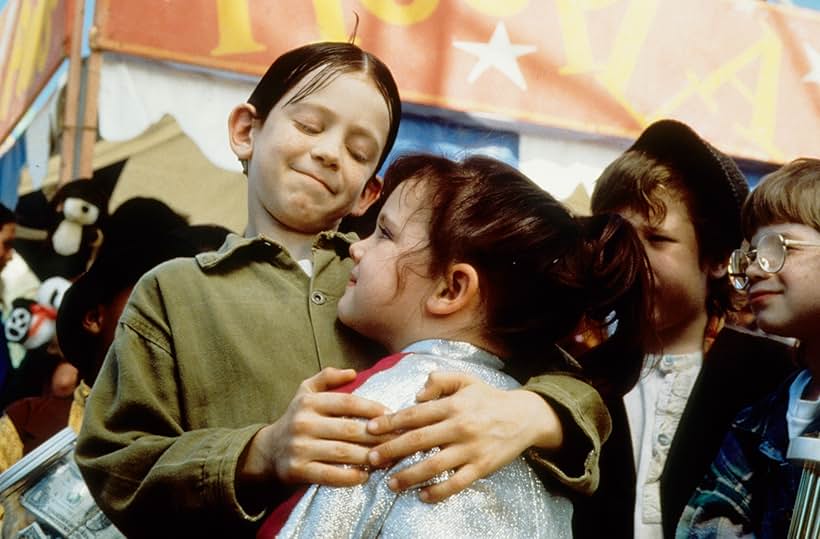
[58,0,86,185]
[78,41,101,178]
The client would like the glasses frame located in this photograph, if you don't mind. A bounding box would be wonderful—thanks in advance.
[729,233,820,290]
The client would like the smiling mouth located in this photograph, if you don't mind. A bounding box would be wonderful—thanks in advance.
[749,291,777,303]
[295,168,334,193]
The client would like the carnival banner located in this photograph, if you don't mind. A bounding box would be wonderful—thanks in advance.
[0,0,71,144]
[95,0,820,163]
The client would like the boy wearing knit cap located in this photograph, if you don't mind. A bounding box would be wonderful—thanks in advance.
[573,119,797,538]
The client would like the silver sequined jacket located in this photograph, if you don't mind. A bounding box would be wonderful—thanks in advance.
[278,339,573,539]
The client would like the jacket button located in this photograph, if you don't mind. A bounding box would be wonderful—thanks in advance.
[311,291,327,305]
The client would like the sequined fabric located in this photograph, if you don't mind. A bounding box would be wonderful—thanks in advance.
[278,339,573,538]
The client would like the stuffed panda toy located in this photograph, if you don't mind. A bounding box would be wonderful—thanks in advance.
[13,178,113,281]
[4,276,71,351]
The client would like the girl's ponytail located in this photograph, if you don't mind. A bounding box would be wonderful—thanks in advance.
[571,213,653,398]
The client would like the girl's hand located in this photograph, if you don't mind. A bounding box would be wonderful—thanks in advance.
[239,367,393,488]
[365,372,563,502]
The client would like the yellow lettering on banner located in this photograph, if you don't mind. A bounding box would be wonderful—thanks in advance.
[740,30,782,159]
[312,0,349,42]
[211,0,265,56]
[596,0,657,123]
[0,0,57,121]
[359,0,438,26]
[652,29,784,161]
[464,0,528,17]
[555,0,615,74]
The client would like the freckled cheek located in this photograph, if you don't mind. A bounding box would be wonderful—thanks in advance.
[266,127,306,154]
[341,166,372,193]
[270,139,300,162]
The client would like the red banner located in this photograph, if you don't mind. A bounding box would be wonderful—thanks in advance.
[0,0,71,143]
[94,0,820,163]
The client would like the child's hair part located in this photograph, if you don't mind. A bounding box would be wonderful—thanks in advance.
[382,153,652,393]
[247,42,401,174]
[590,119,750,318]
[741,157,820,239]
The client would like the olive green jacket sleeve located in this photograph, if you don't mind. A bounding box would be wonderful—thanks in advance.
[75,234,379,538]
[523,373,611,496]
[75,277,268,538]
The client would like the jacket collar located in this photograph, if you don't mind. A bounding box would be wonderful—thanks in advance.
[195,231,358,270]
[733,371,820,463]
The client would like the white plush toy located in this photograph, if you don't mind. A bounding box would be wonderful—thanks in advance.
[52,197,102,256]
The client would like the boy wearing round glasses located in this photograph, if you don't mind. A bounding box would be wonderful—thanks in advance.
[729,233,820,292]
[679,158,820,538]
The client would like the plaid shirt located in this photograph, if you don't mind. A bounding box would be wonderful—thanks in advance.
[677,370,816,538]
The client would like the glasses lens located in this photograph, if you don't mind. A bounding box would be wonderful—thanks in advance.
[728,249,749,290]
[757,234,786,273]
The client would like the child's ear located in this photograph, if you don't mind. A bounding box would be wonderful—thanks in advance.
[81,307,103,336]
[350,175,384,217]
[228,103,257,162]
[426,263,480,316]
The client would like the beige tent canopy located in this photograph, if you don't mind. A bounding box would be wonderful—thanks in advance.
[18,115,247,234]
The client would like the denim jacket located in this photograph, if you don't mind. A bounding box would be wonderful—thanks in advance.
[677,370,818,538]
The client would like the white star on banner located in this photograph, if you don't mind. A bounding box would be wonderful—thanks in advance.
[803,43,820,85]
[453,22,537,91]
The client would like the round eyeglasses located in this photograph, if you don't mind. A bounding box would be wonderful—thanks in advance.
[729,232,820,290]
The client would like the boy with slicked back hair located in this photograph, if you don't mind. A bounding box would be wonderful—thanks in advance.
[572,119,797,538]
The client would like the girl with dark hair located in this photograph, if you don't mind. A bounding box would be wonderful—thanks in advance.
[76,44,611,538]
[260,153,652,538]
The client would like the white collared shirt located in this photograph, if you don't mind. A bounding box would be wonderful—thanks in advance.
[625,352,703,539]
[787,369,820,440]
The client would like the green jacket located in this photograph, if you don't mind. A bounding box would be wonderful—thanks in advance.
[76,233,608,537]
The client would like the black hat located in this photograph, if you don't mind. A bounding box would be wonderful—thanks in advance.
[56,198,198,382]
[629,119,750,255]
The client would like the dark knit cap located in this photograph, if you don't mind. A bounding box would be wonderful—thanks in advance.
[629,119,750,254]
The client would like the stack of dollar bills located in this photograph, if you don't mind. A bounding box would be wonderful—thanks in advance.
[0,427,123,538]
